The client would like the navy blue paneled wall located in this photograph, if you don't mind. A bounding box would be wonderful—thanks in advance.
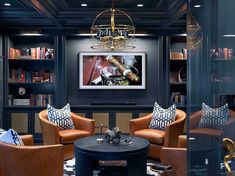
[66,36,163,106]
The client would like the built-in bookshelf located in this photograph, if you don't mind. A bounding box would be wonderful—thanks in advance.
[2,35,57,142]
[210,55,235,107]
[6,36,56,108]
[169,36,187,108]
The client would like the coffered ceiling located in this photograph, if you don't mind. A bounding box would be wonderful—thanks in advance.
[0,0,187,34]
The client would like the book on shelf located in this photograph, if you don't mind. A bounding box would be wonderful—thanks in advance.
[170,92,186,105]
[9,68,54,83]
[30,94,53,106]
[210,48,233,60]
[9,47,54,60]
[13,99,30,106]
[8,94,53,106]
[170,48,187,60]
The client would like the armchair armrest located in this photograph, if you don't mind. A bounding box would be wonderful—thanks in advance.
[164,113,186,147]
[161,147,187,176]
[39,110,60,145]
[129,113,152,134]
[20,135,34,146]
[189,111,202,129]
[223,117,235,140]
[71,112,95,135]
[0,143,63,176]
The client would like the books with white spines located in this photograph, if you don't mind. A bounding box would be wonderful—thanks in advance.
[13,99,30,105]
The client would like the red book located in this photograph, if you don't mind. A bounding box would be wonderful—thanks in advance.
[223,48,228,59]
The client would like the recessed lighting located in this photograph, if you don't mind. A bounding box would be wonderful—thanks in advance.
[194,4,201,8]
[81,3,87,7]
[223,34,235,37]
[4,3,11,6]
[137,4,144,7]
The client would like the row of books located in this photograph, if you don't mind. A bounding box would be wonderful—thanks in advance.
[170,92,186,105]
[9,47,54,59]
[170,48,187,60]
[9,69,55,83]
[8,94,53,106]
[210,48,233,59]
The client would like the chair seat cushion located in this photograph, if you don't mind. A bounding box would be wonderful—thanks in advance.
[134,129,165,145]
[190,128,223,137]
[59,129,91,144]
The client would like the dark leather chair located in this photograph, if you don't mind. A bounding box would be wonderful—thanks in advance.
[161,135,187,176]
[129,109,186,160]
[190,110,235,139]
[39,110,95,160]
[0,135,64,176]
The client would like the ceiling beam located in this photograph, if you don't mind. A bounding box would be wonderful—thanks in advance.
[17,0,62,27]
[156,0,164,8]
[162,2,187,28]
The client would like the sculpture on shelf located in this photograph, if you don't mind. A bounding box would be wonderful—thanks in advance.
[104,127,121,143]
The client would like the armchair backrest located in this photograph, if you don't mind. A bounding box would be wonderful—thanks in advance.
[0,142,64,176]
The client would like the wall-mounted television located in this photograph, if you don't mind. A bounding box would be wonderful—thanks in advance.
[79,52,146,89]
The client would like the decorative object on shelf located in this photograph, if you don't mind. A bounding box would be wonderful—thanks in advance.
[170,92,181,104]
[187,10,203,50]
[79,52,146,89]
[223,138,235,176]
[90,8,135,50]
[104,127,121,143]
[178,66,186,83]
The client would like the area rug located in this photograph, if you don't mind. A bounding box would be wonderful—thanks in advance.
[64,158,235,176]
[64,158,160,176]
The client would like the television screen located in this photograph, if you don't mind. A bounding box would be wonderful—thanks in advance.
[79,52,146,89]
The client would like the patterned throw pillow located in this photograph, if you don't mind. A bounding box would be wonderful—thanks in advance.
[198,103,228,130]
[47,103,75,130]
[0,129,24,146]
[149,102,176,130]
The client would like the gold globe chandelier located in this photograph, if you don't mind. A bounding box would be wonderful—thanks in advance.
[90,8,135,50]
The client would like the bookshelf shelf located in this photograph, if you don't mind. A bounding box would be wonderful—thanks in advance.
[170,82,187,85]
[169,36,187,107]
[5,106,47,110]
[8,58,55,62]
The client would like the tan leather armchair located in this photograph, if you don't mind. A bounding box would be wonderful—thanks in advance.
[39,110,95,160]
[190,110,235,139]
[161,135,187,176]
[129,109,186,160]
[0,135,64,176]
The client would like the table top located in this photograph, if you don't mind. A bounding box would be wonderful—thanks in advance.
[74,135,149,155]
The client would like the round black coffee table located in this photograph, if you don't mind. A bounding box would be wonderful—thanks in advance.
[74,135,150,176]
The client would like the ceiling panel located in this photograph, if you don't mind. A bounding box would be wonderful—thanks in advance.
[0,0,187,34]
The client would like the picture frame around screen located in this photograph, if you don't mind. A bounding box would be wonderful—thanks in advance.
[79,52,146,89]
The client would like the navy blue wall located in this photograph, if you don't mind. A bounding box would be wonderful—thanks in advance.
[65,36,165,106]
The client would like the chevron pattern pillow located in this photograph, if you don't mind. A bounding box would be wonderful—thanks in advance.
[198,103,229,130]
[149,102,176,130]
[47,103,75,130]
[0,129,24,146]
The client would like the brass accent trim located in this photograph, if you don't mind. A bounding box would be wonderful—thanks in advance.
[223,138,235,176]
